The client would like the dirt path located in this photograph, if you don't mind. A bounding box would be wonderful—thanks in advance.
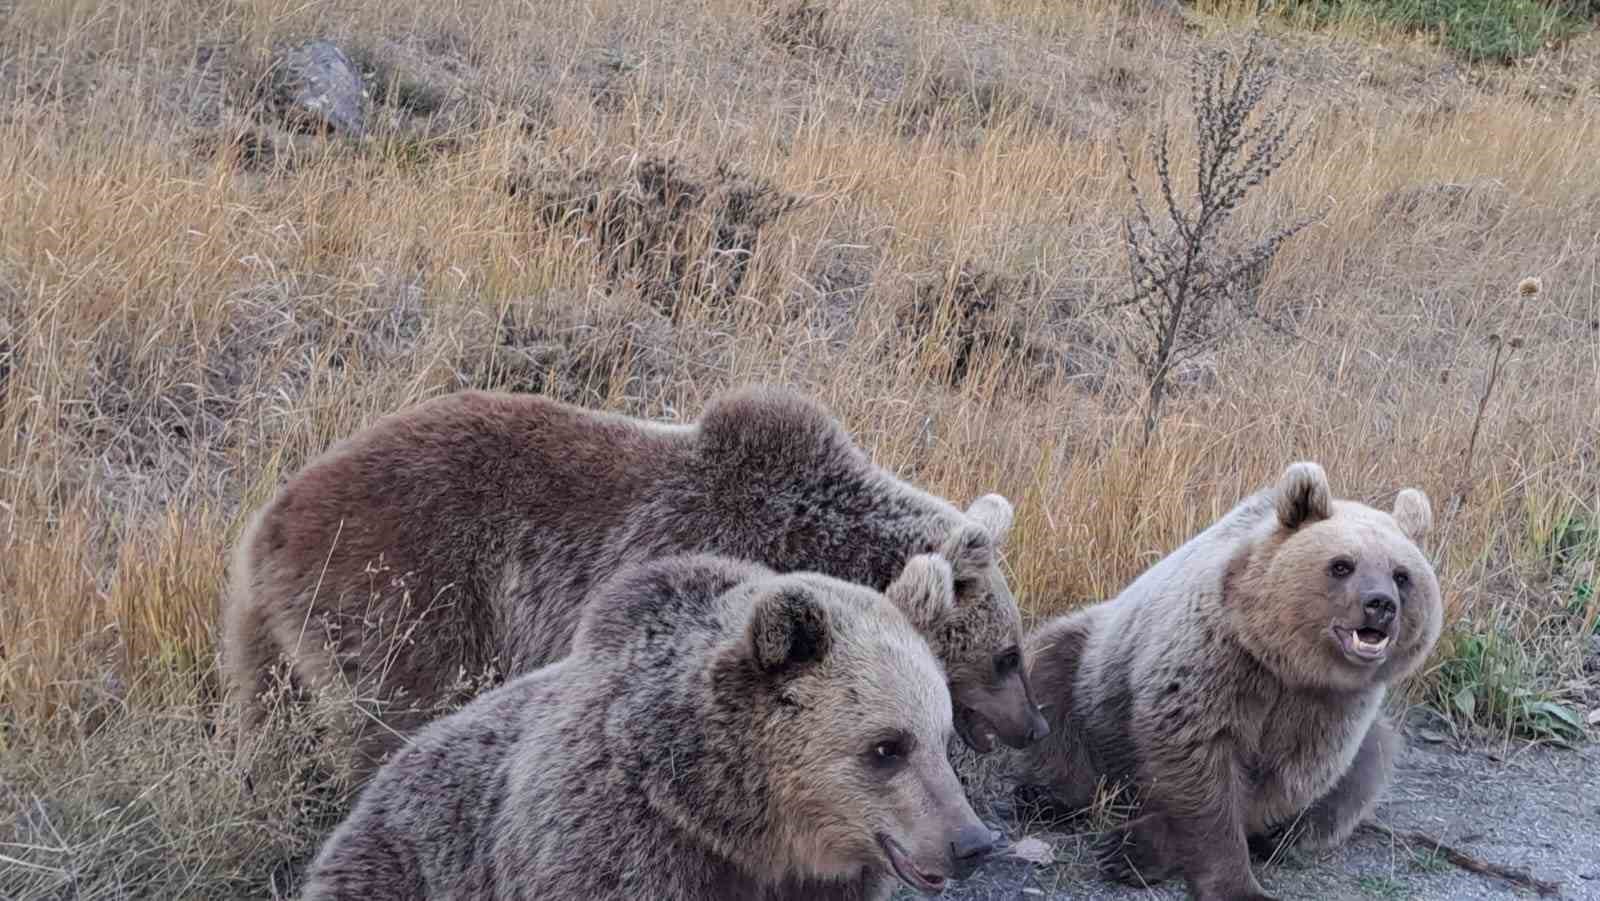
[917,731,1600,901]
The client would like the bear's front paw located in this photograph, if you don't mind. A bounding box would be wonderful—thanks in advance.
[1092,828,1170,887]
[1247,826,1295,861]
[1286,821,1356,854]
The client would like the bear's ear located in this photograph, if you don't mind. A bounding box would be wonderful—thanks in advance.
[1391,488,1433,542]
[747,584,832,676]
[885,553,955,633]
[1274,461,1332,531]
[964,494,1015,546]
[939,522,995,590]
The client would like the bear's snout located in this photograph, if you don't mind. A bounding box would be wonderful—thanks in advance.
[1361,592,1397,630]
[949,825,1003,879]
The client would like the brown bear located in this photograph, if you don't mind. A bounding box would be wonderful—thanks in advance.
[1014,462,1441,901]
[222,384,1046,776]
[297,552,1002,901]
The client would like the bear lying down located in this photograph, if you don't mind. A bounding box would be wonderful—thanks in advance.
[224,385,1045,779]
[1017,461,1442,901]
[299,552,1001,901]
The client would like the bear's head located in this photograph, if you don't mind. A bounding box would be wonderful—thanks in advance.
[735,556,1002,894]
[929,494,1050,753]
[1228,461,1443,694]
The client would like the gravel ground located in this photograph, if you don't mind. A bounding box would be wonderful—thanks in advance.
[912,729,1600,901]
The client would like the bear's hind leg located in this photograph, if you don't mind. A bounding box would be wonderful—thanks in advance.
[221,588,283,737]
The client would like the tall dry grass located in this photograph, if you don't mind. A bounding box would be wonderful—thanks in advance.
[2,0,1598,896]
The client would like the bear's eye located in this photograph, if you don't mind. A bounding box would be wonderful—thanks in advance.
[866,732,914,771]
[994,646,1022,676]
[1329,559,1355,579]
[1394,569,1410,589]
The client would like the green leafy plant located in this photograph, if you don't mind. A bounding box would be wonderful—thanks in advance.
[1265,0,1587,64]
[1433,625,1587,744]
[1534,507,1598,634]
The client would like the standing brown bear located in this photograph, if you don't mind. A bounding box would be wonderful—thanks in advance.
[1015,462,1442,901]
[223,384,1046,775]
[298,552,1001,901]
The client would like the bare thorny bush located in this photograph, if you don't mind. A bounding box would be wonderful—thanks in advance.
[1116,36,1323,445]
[1455,275,1543,506]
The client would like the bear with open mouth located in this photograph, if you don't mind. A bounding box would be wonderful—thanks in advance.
[298,551,1002,900]
[1015,461,1442,901]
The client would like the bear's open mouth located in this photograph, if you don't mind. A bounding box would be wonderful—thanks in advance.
[953,705,997,754]
[1335,625,1391,662]
[877,833,948,895]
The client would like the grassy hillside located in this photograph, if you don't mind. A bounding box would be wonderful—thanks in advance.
[2,0,1598,897]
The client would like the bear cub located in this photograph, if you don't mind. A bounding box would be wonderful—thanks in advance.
[1016,462,1442,901]
[298,552,1000,901]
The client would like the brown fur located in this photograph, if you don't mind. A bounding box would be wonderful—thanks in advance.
[1016,462,1442,901]
[222,385,1044,776]
[298,553,1001,900]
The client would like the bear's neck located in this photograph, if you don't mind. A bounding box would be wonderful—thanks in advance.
[606,647,854,890]
[669,454,958,594]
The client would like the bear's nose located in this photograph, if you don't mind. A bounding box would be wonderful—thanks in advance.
[1362,593,1397,628]
[1024,707,1050,744]
[950,825,1002,878]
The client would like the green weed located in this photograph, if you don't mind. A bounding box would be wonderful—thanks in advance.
[1357,874,1411,899]
[1267,0,1588,63]
[1431,625,1588,745]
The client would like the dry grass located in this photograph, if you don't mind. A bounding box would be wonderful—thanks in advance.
[3,0,1599,896]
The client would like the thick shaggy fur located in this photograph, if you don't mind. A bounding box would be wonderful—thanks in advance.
[298,553,999,901]
[1016,462,1442,901]
[223,385,1044,775]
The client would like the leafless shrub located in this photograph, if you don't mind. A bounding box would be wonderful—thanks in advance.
[896,267,1121,396]
[509,155,802,318]
[904,267,1030,385]
[1115,36,1322,444]
[1456,276,1543,504]
[893,58,1049,141]
[458,292,675,410]
[761,0,854,59]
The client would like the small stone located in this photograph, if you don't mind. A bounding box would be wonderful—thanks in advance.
[273,40,370,138]
[1008,836,1056,866]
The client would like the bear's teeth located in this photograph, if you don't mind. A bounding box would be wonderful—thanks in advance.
[1352,630,1389,653]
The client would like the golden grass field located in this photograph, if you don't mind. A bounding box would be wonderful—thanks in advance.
[2,0,1598,896]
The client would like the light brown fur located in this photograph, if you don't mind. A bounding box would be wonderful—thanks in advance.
[298,553,1001,900]
[1016,462,1442,901]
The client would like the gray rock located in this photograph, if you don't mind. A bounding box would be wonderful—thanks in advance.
[272,40,369,138]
